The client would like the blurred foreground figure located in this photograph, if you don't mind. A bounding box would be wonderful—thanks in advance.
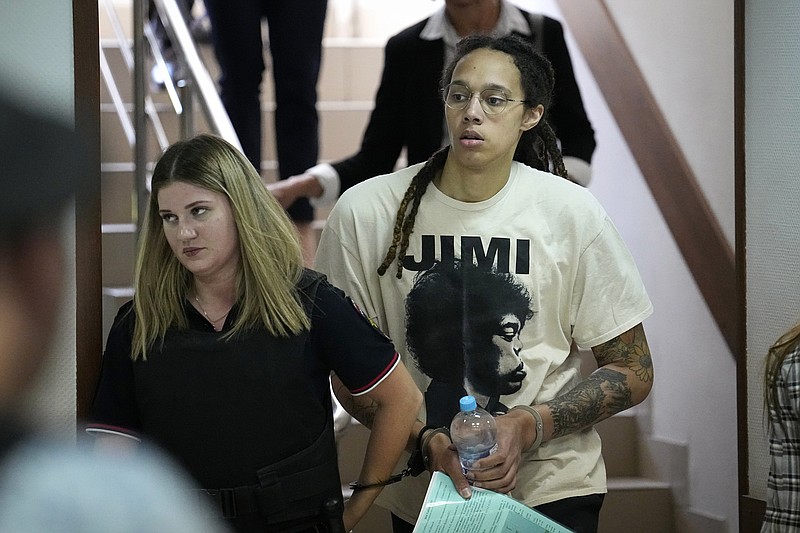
[0,95,228,533]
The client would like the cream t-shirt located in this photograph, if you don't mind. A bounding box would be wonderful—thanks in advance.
[316,162,653,522]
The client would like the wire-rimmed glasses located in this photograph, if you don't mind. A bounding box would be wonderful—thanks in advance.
[442,83,529,115]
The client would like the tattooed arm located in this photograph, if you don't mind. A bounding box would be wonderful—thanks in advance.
[545,322,653,439]
[331,366,422,531]
[331,374,427,455]
[333,373,467,497]
[467,323,653,495]
[331,374,378,428]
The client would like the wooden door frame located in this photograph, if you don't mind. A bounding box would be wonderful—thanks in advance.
[73,0,103,422]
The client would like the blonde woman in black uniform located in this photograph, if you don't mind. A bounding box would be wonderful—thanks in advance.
[87,134,422,533]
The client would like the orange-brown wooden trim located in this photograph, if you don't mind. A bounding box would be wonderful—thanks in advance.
[73,0,103,421]
[555,0,737,355]
[733,0,761,519]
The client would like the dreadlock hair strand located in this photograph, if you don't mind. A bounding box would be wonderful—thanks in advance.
[377,148,449,278]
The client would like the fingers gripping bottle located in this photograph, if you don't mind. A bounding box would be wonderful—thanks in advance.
[450,395,498,473]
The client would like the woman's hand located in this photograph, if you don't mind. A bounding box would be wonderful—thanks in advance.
[425,431,472,499]
[462,409,534,494]
[342,486,381,532]
[266,173,322,209]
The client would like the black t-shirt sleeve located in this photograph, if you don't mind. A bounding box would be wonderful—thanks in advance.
[310,280,399,396]
[85,302,142,438]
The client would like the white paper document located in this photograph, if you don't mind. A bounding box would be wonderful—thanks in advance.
[412,471,574,533]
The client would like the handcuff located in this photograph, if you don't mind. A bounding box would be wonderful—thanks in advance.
[349,425,451,492]
[349,406,544,492]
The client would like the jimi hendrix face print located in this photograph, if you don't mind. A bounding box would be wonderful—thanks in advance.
[405,259,534,427]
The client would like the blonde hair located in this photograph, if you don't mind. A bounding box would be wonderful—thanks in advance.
[131,134,309,360]
[764,319,800,420]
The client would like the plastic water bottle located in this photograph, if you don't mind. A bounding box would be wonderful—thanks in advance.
[450,395,497,473]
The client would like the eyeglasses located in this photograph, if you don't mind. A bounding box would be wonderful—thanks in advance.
[442,83,529,115]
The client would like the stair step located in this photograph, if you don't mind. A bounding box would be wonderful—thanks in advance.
[607,477,670,490]
[100,36,382,172]
[319,43,384,102]
[100,102,372,183]
[600,478,673,533]
[100,39,383,105]
[100,107,134,163]
[101,167,135,225]
[100,40,221,105]
[595,412,639,478]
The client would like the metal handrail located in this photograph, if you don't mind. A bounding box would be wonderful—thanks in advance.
[120,0,241,226]
[148,0,240,147]
[99,0,169,151]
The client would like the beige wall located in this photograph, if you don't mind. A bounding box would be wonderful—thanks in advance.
[0,0,78,437]
[745,0,800,504]
[527,0,736,528]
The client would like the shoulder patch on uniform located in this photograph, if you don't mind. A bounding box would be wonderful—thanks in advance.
[347,297,391,340]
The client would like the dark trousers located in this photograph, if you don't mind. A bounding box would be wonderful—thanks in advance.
[391,493,605,533]
[203,0,327,222]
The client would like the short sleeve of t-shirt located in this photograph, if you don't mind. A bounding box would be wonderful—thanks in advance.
[309,279,399,396]
[570,216,653,348]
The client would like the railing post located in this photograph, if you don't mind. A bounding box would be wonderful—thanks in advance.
[180,83,194,140]
[133,0,148,232]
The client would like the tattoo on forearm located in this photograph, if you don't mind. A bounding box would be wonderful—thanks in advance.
[548,369,631,438]
[548,324,652,439]
[333,379,378,428]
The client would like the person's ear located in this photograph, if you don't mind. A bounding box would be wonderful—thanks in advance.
[521,104,544,132]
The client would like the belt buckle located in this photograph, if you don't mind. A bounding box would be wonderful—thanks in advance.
[219,488,237,519]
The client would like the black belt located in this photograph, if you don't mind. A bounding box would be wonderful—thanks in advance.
[196,489,345,533]
[195,460,340,520]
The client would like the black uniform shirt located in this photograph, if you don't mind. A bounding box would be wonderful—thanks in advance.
[87,277,398,488]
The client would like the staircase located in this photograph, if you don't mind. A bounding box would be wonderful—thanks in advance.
[99,3,676,531]
[98,15,380,336]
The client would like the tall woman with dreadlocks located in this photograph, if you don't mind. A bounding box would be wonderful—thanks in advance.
[316,34,654,533]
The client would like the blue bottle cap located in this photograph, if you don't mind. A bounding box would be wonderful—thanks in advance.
[460,395,477,412]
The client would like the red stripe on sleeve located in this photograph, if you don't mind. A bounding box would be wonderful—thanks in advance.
[349,352,400,395]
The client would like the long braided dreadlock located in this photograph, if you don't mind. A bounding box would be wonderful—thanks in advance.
[378,34,569,279]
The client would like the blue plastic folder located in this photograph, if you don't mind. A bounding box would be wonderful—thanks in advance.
[412,472,574,533]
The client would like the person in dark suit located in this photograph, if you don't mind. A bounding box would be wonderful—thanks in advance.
[269,0,596,210]
[202,0,328,265]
